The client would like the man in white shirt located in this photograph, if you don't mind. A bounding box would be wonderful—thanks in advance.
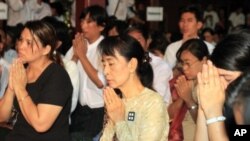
[6,0,26,26]
[203,4,219,30]
[164,5,214,69]
[126,25,173,107]
[228,7,245,29]
[65,5,107,141]
[6,0,51,26]
[106,0,135,21]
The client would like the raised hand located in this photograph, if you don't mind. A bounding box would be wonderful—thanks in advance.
[72,33,88,60]
[197,60,225,118]
[103,87,125,123]
[174,75,194,105]
[10,59,27,94]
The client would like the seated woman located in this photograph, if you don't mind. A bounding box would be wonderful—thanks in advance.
[168,39,209,141]
[195,31,250,141]
[99,35,169,141]
[0,20,73,141]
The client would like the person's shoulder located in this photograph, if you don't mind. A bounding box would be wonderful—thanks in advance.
[144,88,165,100]
[0,58,10,69]
[167,40,183,48]
[48,63,69,77]
[62,58,77,69]
[150,53,171,70]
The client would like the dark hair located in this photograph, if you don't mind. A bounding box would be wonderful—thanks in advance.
[210,32,250,72]
[24,20,63,66]
[80,5,107,28]
[226,71,250,124]
[179,5,203,22]
[202,28,215,37]
[148,31,169,55]
[98,35,153,89]
[106,16,129,36]
[42,16,72,55]
[49,1,65,16]
[176,38,209,62]
[125,24,149,40]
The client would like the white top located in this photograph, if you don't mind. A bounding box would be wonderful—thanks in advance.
[0,2,8,20]
[3,49,17,64]
[149,53,173,106]
[28,1,51,21]
[106,0,135,20]
[6,0,51,26]
[0,58,9,98]
[65,36,106,108]
[6,0,25,26]
[62,57,79,113]
[164,39,215,69]
[203,11,219,30]
[229,12,245,27]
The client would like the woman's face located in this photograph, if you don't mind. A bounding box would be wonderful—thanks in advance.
[102,50,135,88]
[180,50,205,80]
[16,28,49,64]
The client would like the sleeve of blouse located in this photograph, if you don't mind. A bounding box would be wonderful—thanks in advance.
[115,95,169,141]
[100,120,116,141]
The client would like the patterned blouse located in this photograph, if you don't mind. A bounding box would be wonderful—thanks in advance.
[100,88,169,141]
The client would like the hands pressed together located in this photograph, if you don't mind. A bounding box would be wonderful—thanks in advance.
[103,87,125,124]
[72,33,88,61]
[174,75,194,105]
[8,59,27,97]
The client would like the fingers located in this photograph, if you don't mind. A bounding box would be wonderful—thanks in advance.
[103,87,120,106]
[219,76,228,90]
[207,60,215,85]
[201,62,209,85]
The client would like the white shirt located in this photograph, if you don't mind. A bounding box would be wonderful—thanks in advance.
[229,12,245,27]
[65,36,106,108]
[164,39,215,69]
[106,0,135,20]
[6,0,25,26]
[6,0,51,26]
[29,1,52,21]
[0,58,9,98]
[3,49,17,64]
[203,11,219,30]
[62,57,79,113]
[149,53,173,106]
[0,2,8,20]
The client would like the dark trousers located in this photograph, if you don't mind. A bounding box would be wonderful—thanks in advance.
[70,103,104,141]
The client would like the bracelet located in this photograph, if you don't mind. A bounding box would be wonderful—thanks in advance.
[206,116,226,125]
[18,95,29,103]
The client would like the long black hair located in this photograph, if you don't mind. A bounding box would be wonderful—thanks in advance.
[210,32,250,71]
[226,71,250,124]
